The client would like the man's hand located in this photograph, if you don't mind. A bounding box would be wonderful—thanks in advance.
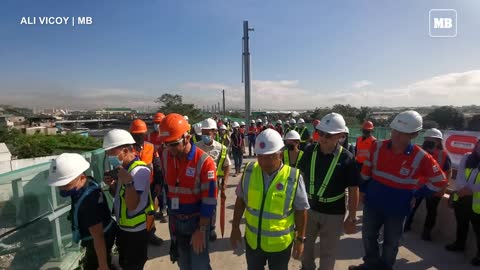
[457,186,473,197]
[230,226,242,249]
[292,241,304,260]
[191,229,206,254]
[117,166,133,185]
[103,174,115,186]
[98,264,110,270]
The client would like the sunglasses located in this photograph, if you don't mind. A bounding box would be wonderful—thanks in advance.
[165,137,184,147]
[317,130,334,139]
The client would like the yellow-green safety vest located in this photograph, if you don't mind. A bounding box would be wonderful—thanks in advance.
[283,150,304,168]
[216,145,228,177]
[453,167,480,214]
[298,127,308,143]
[118,160,155,229]
[242,162,299,252]
[309,144,344,202]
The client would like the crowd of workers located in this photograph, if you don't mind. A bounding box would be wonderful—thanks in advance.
[45,110,480,270]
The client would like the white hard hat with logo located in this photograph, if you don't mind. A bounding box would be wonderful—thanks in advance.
[250,119,255,124]
[232,122,240,128]
[103,129,136,150]
[284,130,301,141]
[390,110,423,133]
[290,119,296,124]
[424,128,443,139]
[316,113,346,134]
[256,119,262,123]
[201,118,217,130]
[298,118,305,124]
[219,124,227,130]
[255,129,285,155]
[48,153,90,187]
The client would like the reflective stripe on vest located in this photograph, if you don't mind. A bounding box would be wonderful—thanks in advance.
[118,161,155,229]
[283,150,304,168]
[242,162,299,252]
[309,144,344,202]
[216,145,228,177]
[165,152,210,196]
[299,127,308,143]
[371,141,427,189]
[356,136,375,163]
[472,167,480,213]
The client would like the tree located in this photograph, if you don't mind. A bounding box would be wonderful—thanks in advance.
[331,104,360,118]
[425,106,465,129]
[310,108,330,121]
[423,120,439,129]
[156,93,204,123]
[467,114,480,131]
[357,106,373,124]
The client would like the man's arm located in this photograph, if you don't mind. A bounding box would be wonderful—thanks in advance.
[88,223,109,270]
[232,196,246,228]
[347,186,359,220]
[294,210,307,238]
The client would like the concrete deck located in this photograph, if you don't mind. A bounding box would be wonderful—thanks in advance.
[144,156,475,270]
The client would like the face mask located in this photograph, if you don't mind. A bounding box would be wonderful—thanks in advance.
[362,130,371,137]
[422,141,436,151]
[339,138,346,144]
[132,134,145,145]
[153,124,160,132]
[202,135,212,144]
[108,155,122,168]
[59,187,80,198]
[286,144,295,151]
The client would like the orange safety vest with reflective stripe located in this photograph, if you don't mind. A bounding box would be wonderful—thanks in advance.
[138,142,155,184]
[361,140,447,192]
[424,149,449,197]
[160,145,218,205]
[355,136,376,164]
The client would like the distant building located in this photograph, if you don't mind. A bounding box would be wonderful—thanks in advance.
[95,108,135,115]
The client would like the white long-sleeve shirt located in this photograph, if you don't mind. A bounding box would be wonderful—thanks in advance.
[455,153,480,192]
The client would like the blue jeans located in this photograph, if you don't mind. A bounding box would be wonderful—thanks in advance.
[173,216,211,270]
[232,148,243,172]
[362,206,405,270]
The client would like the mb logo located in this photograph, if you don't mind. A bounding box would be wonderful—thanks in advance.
[429,9,457,37]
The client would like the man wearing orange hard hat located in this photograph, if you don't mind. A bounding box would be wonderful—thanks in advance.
[355,121,376,170]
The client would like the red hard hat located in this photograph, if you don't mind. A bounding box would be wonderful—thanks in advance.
[159,113,190,142]
[129,119,148,134]
[153,112,165,124]
[312,119,320,128]
[362,121,374,130]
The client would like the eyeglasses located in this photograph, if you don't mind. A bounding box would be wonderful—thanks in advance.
[317,130,334,139]
[165,137,184,147]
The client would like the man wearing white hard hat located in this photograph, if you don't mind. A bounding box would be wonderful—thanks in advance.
[405,128,452,240]
[231,129,309,270]
[196,118,231,241]
[295,118,311,151]
[349,111,448,270]
[102,129,154,270]
[299,113,360,270]
[275,119,284,136]
[48,153,115,270]
[283,130,304,168]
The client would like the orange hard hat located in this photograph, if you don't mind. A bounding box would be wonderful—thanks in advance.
[362,121,374,130]
[130,119,148,134]
[159,113,190,142]
[153,112,165,123]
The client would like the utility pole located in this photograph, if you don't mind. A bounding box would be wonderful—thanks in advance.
[222,89,226,119]
[242,21,254,125]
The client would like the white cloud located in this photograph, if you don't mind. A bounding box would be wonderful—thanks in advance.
[352,80,373,89]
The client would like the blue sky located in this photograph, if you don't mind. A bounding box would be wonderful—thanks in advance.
[1,0,479,110]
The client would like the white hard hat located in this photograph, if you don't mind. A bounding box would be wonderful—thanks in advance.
[256,119,262,123]
[103,129,136,150]
[232,122,240,128]
[240,121,246,126]
[194,123,203,135]
[201,118,217,130]
[298,118,305,124]
[255,129,285,155]
[316,113,346,134]
[224,118,228,122]
[424,128,443,140]
[219,124,227,130]
[390,110,423,133]
[344,126,350,134]
[276,120,283,125]
[183,115,189,121]
[290,119,296,124]
[284,130,301,141]
[48,153,90,187]
[250,119,255,124]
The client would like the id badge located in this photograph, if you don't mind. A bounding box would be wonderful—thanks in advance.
[171,197,179,210]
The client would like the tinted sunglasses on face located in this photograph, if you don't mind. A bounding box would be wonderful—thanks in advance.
[317,130,334,139]
[165,137,184,147]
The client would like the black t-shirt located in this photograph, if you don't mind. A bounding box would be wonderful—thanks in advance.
[298,143,360,215]
[70,180,113,245]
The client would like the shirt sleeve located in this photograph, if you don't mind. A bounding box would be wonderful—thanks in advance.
[454,153,469,190]
[293,175,310,210]
[359,141,376,193]
[132,167,151,193]
[200,156,218,218]
[419,153,448,193]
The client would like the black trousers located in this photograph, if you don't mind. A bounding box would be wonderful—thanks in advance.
[245,242,292,270]
[117,229,149,270]
[406,196,442,232]
[453,196,480,255]
[81,226,116,270]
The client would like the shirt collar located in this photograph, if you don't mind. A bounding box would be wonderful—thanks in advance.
[262,163,284,178]
[187,144,196,161]
[387,140,414,155]
[123,156,140,170]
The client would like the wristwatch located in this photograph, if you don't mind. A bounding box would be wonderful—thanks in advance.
[295,236,306,243]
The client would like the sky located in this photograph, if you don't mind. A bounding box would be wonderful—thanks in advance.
[1,0,480,111]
